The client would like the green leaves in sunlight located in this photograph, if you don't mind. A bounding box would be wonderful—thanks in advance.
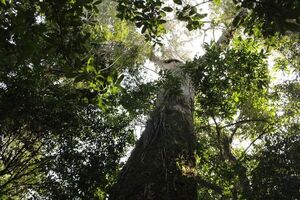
[115,0,208,43]
[185,38,270,119]
[182,29,299,198]
[184,37,290,199]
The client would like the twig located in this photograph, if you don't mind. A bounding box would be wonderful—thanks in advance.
[216,8,247,46]
[242,131,267,155]
[194,0,212,7]
[221,118,267,129]
[142,65,160,75]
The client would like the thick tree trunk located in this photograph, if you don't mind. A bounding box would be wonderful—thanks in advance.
[110,68,197,200]
[109,9,249,199]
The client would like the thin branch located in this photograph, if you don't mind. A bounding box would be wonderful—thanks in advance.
[228,118,268,142]
[142,65,160,75]
[99,55,122,72]
[216,8,247,46]
[242,131,268,156]
[211,115,224,159]
[211,115,221,137]
[197,119,267,132]
[196,123,213,130]
[0,133,18,157]
[222,118,268,129]
[0,148,49,191]
[194,0,212,7]
[0,160,44,190]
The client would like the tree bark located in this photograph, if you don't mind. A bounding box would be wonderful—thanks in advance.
[110,66,197,200]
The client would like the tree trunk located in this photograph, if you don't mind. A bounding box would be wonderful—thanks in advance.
[110,67,197,200]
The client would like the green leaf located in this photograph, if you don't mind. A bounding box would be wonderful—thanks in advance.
[68,0,76,4]
[93,5,99,13]
[87,65,95,73]
[107,75,113,83]
[157,24,166,35]
[97,98,106,111]
[116,74,125,85]
[213,0,221,6]
[189,6,197,15]
[141,25,147,34]
[162,7,173,12]
[134,1,145,8]
[173,0,182,5]
[74,74,88,83]
[93,0,102,5]
[1,0,6,5]
[160,11,166,17]
[110,86,119,94]
[86,57,96,73]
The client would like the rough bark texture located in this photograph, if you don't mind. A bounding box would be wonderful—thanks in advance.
[110,68,197,200]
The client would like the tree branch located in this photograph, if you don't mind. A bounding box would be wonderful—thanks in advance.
[241,130,268,157]
[221,119,268,129]
[216,8,247,46]
[194,0,212,7]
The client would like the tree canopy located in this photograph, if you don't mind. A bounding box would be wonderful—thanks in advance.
[0,0,299,199]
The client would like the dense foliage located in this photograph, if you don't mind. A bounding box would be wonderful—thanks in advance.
[234,0,300,36]
[0,0,147,199]
[0,0,299,199]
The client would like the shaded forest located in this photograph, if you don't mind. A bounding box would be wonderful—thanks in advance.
[0,0,299,199]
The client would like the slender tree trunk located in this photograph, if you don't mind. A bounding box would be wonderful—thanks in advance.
[110,67,197,200]
[221,135,252,199]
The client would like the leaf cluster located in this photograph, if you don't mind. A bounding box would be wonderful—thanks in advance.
[114,0,208,43]
[233,0,300,37]
[185,38,270,119]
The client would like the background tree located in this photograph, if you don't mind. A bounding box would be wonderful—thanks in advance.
[0,0,150,199]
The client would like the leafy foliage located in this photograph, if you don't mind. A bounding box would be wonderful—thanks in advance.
[115,0,208,43]
[233,0,300,36]
[0,0,299,199]
[0,0,149,199]
[186,38,270,119]
[183,36,299,199]
[251,126,300,200]
[36,108,135,200]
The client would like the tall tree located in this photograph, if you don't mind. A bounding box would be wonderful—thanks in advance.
[111,58,197,200]
[1,0,299,199]
[110,0,299,199]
